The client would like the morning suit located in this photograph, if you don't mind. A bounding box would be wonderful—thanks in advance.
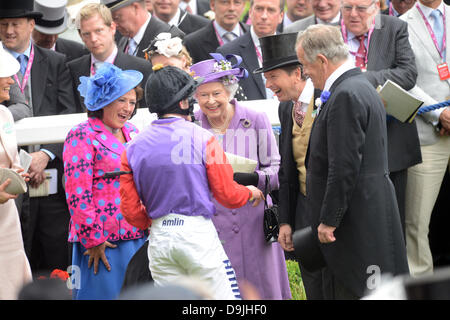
[117,15,185,59]
[176,9,210,35]
[67,50,153,113]
[184,21,249,63]
[278,87,325,299]
[306,67,409,298]
[356,14,422,234]
[216,32,266,100]
[17,44,76,274]
[401,3,450,276]
[54,37,88,62]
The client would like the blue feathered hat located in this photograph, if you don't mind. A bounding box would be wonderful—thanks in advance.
[78,63,143,111]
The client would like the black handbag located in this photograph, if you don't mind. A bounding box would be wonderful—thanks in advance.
[263,175,280,243]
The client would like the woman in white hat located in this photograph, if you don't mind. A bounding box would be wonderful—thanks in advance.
[0,43,33,299]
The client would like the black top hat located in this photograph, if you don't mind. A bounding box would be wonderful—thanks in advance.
[253,33,301,74]
[292,226,326,272]
[0,0,43,19]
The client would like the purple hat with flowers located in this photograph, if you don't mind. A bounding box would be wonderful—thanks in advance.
[78,63,143,111]
[190,53,248,86]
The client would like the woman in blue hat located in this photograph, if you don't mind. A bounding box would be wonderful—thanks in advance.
[63,63,147,300]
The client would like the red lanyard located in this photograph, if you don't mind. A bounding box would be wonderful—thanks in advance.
[14,44,34,94]
[341,18,375,69]
[416,3,446,61]
[213,23,241,46]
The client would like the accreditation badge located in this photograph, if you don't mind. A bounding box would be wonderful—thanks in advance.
[437,63,450,81]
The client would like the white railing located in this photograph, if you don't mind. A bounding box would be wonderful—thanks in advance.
[14,99,280,146]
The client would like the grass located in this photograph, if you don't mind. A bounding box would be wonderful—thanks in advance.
[286,259,307,300]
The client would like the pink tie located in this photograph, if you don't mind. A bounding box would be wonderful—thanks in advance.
[293,101,306,128]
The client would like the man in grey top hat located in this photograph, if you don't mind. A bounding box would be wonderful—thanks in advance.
[101,0,184,58]
[32,0,88,62]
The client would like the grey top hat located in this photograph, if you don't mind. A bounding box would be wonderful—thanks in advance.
[100,0,142,11]
[34,0,69,35]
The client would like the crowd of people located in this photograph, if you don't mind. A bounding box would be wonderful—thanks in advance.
[0,0,449,300]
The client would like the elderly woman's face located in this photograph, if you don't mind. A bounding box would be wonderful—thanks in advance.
[195,81,231,121]
[102,89,137,129]
[0,76,15,104]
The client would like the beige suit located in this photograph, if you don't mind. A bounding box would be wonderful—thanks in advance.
[401,3,450,276]
[0,105,32,299]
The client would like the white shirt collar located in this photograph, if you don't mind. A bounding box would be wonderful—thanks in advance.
[417,1,445,18]
[250,26,276,47]
[91,45,118,65]
[168,8,182,26]
[213,20,241,38]
[316,12,341,25]
[323,58,354,92]
[133,13,151,45]
[298,78,314,105]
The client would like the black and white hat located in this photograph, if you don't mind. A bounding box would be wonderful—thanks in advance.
[34,0,69,35]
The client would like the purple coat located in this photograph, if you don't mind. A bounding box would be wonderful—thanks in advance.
[195,100,291,299]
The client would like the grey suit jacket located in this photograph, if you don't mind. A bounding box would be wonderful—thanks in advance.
[361,14,421,172]
[216,32,266,100]
[4,82,32,122]
[283,15,316,33]
[401,4,450,146]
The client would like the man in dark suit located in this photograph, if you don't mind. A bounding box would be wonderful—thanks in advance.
[184,0,248,64]
[340,0,421,235]
[32,0,88,62]
[69,2,152,112]
[151,0,209,35]
[254,33,323,299]
[0,0,76,276]
[102,0,184,59]
[216,0,284,100]
[297,24,409,299]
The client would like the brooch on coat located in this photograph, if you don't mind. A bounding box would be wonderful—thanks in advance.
[241,119,251,128]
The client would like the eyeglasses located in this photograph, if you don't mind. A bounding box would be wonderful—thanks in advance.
[342,1,376,13]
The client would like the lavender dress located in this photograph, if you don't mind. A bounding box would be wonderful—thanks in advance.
[195,100,291,299]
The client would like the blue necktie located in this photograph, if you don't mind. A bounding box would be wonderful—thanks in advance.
[127,38,137,56]
[430,9,444,53]
[17,54,27,75]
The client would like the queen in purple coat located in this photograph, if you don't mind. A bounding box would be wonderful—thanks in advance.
[192,54,291,299]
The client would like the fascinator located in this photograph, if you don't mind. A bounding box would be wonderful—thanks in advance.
[78,63,143,111]
[143,32,183,59]
[189,53,248,86]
